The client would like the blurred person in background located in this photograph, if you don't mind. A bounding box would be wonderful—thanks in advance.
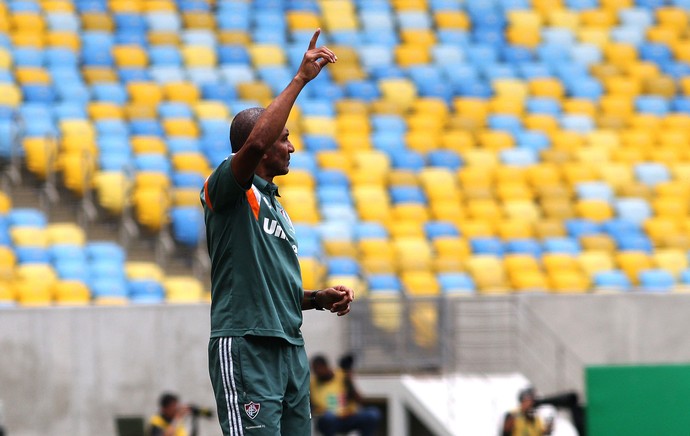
[148,392,190,436]
[311,354,381,436]
[201,29,353,435]
[502,388,554,436]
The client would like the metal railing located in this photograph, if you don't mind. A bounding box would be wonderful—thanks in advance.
[349,295,585,394]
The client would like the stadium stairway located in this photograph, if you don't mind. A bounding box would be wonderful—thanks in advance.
[1,165,206,284]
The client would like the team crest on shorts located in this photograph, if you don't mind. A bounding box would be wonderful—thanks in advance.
[244,401,260,420]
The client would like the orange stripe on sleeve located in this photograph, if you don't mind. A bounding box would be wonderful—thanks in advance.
[203,178,214,212]
[246,188,260,220]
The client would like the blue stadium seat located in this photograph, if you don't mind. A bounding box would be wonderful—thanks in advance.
[576,182,614,201]
[149,46,183,66]
[672,97,690,114]
[602,219,641,237]
[518,62,553,79]
[565,219,601,238]
[610,26,645,46]
[635,96,670,116]
[516,131,550,152]
[526,97,561,115]
[594,270,631,291]
[171,207,204,246]
[55,260,90,282]
[158,102,193,119]
[489,114,522,135]
[390,186,426,204]
[129,279,165,304]
[22,85,56,104]
[317,186,352,206]
[130,120,164,136]
[168,138,201,154]
[13,48,43,67]
[427,150,462,170]
[368,274,402,292]
[89,259,127,283]
[46,13,81,32]
[92,83,128,104]
[355,222,388,239]
[424,221,459,239]
[470,237,504,256]
[146,12,182,32]
[288,152,317,173]
[316,170,349,188]
[8,208,47,227]
[619,8,654,28]
[327,257,360,275]
[173,172,206,188]
[617,235,653,253]
[303,135,338,152]
[390,150,426,171]
[634,163,670,186]
[505,239,542,257]
[91,278,128,298]
[439,272,476,294]
[15,247,50,264]
[500,149,538,166]
[543,237,580,254]
[99,151,132,171]
[639,269,675,292]
[560,115,595,133]
[134,154,173,175]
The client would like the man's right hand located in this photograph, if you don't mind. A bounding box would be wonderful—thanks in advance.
[294,28,337,84]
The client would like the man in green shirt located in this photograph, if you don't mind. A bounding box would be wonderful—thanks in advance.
[201,29,354,436]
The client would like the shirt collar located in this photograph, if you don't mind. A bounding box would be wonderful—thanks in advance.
[253,175,280,197]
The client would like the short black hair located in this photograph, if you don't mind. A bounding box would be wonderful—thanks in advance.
[311,354,329,368]
[518,387,536,402]
[159,392,179,409]
[229,107,265,153]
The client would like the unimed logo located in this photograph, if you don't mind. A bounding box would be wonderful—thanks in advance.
[262,218,287,240]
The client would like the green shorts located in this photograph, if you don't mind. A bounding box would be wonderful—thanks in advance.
[208,336,311,435]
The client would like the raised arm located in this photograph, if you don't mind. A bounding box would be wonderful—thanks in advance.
[231,29,337,186]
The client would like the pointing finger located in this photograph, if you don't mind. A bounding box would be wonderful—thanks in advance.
[308,28,321,50]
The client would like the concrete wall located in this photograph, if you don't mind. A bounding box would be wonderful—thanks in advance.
[2,294,690,435]
[0,305,345,436]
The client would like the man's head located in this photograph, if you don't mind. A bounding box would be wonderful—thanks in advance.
[518,387,536,415]
[311,354,334,382]
[159,392,180,421]
[229,107,295,178]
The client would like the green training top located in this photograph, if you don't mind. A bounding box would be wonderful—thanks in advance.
[200,156,304,345]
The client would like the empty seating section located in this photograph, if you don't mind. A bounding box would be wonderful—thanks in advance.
[2,0,690,314]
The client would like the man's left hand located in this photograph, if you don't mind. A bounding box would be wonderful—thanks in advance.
[317,286,354,316]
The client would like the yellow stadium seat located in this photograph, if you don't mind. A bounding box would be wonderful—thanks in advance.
[507,25,541,47]
[358,239,396,273]
[321,1,358,31]
[249,44,286,67]
[466,255,509,293]
[490,97,524,115]
[534,219,567,238]
[125,261,164,282]
[299,257,325,291]
[497,218,535,239]
[402,270,440,298]
[317,150,352,171]
[172,188,201,207]
[163,118,199,137]
[163,82,200,104]
[130,136,165,154]
[23,136,58,180]
[379,79,417,110]
[81,12,114,31]
[0,246,16,280]
[477,130,514,150]
[405,131,440,154]
[336,113,370,135]
[93,171,131,214]
[301,116,336,136]
[652,249,688,278]
[541,198,575,220]
[335,99,368,115]
[458,219,495,238]
[578,250,615,278]
[0,192,10,215]
[576,200,614,222]
[503,200,541,222]
[143,0,176,11]
[182,11,215,29]
[400,29,436,47]
[164,276,205,303]
[0,281,15,305]
[432,236,469,272]
[171,152,209,173]
[46,31,80,50]
[15,280,53,306]
[549,270,589,293]
[181,45,216,67]
[286,11,321,30]
[88,102,124,120]
[616,251,652,284]
[512,269,549,291]
[529,78,565,99]
[59,152,97,195]
[644,217,680,247]
[112,45,148,67]
[440,130,475,153]
[82,67,118,84]
[466,198,502,224]
[395,237,433,271]
[11,226,48,247]
[54,281,90,306]
[580,234,616,252]
[15,67,50,84]
[46,223,86,245]
[0,48,10,69]
[434,10,470,29]
[194,101,230,120]
[12,31,45,48]
[0,83,20,106]
[430,201,465,223]
[656,7,688,32]
[322,240,357,258]
[236,81,274,104]
[543,253,579,273]
[133,187,170,231]
[127,81,163,106]
[148,31,180,46]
